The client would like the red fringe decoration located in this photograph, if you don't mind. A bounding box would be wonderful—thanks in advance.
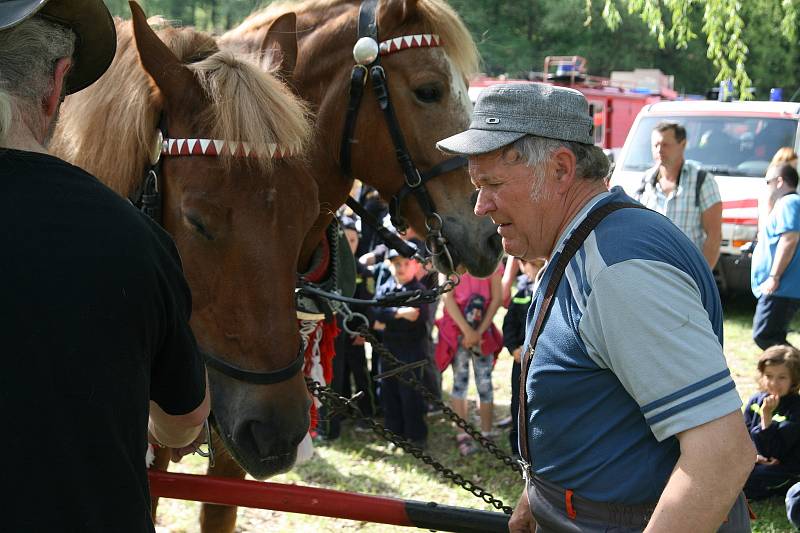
[302,317,341,432]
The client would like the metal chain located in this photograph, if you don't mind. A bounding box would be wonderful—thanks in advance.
[358,325,522,477]
[297,271,459,308]
[306,378,514,515]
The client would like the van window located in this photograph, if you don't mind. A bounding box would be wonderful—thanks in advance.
[621,116,797,177]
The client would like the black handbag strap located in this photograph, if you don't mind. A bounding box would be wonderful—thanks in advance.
[518,201,647,467]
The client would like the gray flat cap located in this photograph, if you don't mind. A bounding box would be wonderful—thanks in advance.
[437,83,594,155]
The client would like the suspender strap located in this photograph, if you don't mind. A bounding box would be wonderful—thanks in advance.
[517,201,647,466]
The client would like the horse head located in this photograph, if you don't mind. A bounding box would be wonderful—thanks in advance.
[52,2,321,478]
[223,0,502,277]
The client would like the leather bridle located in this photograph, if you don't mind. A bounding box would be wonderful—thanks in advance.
[134,122,306,386]
[339,0,468,269]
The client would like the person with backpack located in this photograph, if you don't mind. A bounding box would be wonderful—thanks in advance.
[637,122,723,268]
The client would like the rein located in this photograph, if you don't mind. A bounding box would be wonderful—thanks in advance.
[338,0,467,270]
[132,122,305,386]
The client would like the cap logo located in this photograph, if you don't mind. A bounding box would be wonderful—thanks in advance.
[486,118,500,124]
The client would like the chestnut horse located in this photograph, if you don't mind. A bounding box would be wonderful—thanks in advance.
[167,1,501,531]
[51,4,324,485]
[223,0,502,278]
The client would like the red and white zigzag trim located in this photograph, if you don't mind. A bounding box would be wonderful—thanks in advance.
[162,138,297,159]
[379,33,441,56]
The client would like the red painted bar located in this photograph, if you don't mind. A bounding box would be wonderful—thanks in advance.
[149,471,411,526]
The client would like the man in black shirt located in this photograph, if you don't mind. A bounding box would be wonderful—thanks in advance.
[0,1,210,531]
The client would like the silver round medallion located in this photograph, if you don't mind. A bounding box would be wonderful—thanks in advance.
[353,37,379,65]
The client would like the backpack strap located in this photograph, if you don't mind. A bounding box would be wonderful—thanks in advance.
[695,169,707,208]
[636,167,658,201]
[517,201,648,470]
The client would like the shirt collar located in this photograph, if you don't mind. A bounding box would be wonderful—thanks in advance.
[548,189,613,262]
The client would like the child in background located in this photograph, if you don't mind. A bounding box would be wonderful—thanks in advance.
[436,266,504,456]
[743,345,800,500]
[501,258,546,459]
[372,250,429,449]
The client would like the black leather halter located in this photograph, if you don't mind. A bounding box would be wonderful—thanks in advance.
[134,120,306,386]
[339,0,468,262]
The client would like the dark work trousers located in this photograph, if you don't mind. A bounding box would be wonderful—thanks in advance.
[510,360,521,456]
[753,294,800,350]
[744,463,800,500]
[381,366,428,442]
[527,474,751,532]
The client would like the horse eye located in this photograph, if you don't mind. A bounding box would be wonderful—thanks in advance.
[413,84,442,103]
[183,214,214,241]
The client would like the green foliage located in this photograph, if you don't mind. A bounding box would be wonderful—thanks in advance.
[102,0,268,32]
[103,0,800,101]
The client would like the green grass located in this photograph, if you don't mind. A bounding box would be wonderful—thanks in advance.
[154,295,800,532]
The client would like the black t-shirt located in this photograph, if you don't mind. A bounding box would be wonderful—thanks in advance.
[1,150,206,532]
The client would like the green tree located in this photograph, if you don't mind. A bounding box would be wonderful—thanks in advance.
[593,0,800,98]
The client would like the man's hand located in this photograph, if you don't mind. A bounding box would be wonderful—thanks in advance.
[508,488,536,532]
[149,428,209,463]
[760,276,780,295]
[512,347,522,363]
[373,321,386,331]
[168,429,209,463]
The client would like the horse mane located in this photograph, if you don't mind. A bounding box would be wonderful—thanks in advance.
[52,17,311,197]
[230,0,479,80]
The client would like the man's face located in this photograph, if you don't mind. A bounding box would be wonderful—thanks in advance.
[651,129,685,167]
[470,148,559,261]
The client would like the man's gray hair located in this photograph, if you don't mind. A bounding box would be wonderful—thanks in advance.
[0,16,76,141]
[504,135,610,182]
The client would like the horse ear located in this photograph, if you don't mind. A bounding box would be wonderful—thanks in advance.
[259,12,298,80]
[377,0,419,28]
[128,1,199,109]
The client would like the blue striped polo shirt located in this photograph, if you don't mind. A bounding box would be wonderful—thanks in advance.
[523,187,741,504]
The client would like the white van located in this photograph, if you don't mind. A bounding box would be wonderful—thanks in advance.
[609,100,800,293]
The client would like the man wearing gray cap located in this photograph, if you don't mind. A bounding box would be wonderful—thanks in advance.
[0,1,209,531]
[438,83,754,532]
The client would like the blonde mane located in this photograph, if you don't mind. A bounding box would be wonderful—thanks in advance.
[52,17,311,197]
[229,0,479,80]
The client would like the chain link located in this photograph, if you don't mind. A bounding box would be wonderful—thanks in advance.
[358,326,522,477]
[306,378,514,515]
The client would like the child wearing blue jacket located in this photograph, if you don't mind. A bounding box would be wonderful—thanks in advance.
[372,250,429,449]
[744,344,800,501]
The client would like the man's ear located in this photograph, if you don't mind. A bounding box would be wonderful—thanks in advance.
[552,147,577,193]
[44,57,72,119]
